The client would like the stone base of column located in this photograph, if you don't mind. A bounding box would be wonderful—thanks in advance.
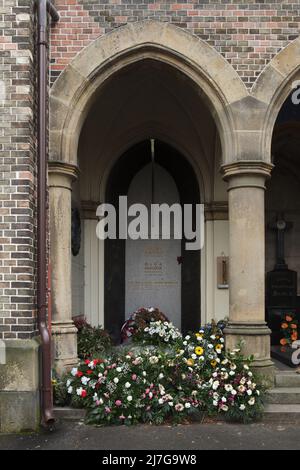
[0,338,40,432]
[225,322,275,385]
[52,320,78,375]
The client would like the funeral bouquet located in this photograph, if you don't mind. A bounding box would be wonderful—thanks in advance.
[120,307,169,343]
[280,313,298,349]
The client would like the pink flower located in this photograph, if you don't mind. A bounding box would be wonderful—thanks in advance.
[119,415,126,420]
[132,374,137,381]
[105,407,111,414]
[145,388,150,394]
[115,400,122,407]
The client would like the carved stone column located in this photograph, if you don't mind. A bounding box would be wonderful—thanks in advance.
[48,162,79,375]
[222,161,274,379]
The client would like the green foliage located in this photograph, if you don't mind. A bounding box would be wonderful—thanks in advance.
[74,318,113,360]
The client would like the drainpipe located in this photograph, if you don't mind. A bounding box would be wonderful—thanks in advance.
[36,0,59,427]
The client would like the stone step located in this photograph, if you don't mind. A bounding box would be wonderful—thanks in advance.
[53,407,86,421]
[263,404,300,424]
[266,387,300,404]
[275,372,300,388]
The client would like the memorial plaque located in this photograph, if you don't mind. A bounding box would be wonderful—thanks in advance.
[125,162,182,328]
[125,239,181,327]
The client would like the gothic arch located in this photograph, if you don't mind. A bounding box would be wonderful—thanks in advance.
[49,20,248,167]
[251,36,300,162]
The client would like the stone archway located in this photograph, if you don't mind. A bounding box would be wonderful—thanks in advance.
[49,20,247,168]
[251,36,300,163]
[48,20,277,376]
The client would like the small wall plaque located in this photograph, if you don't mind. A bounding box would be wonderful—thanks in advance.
[217,255,229,289]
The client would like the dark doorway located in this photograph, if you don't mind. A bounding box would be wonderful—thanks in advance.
[105,140,200,342]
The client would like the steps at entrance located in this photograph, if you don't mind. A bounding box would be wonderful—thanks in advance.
[267,387,300,404]
[274,371,300,388]
[263,368,300,422]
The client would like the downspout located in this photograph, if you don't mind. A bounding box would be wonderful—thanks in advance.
[36,0,59,427]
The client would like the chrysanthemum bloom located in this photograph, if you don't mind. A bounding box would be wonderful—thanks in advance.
[281,322,288,329]
[286,315,293,322]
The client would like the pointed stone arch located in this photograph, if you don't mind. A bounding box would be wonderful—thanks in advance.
[251,36,300,162]
[49,20,248,167]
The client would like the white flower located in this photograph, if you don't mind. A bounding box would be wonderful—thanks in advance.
[185,402,191,409]
[67,386,73,394]
[93,393,98,401]
[142,371,147,377]
[76,387,83,396]
[256,390,260,396]
[158,398,164,405]
[247,389,252,396]
[116,367,122,373]
[208,344,213,349]
[191,354,197,360]
[231,390,237,396]
[71,367,78,376]
[181,374,186,380]
[248,397,255,406]
[158,373,164,379]
[212,372,218,378]
[239,404,246,411]
[127,395,133,402]
[225,384,233,392]
[221,404,228,412]
[248,371,253,377]
[229,371,235,376]
[243,364,249,370]
[81,376,90,386]
[213,400,218,407]
[221,397,227,403]
[168,402,174,407]
[183,341,187,346]
[113,377,119,384]
[125,382,131,389]
[88,361,95,369]
[238,385,246,393]
[149,356,159,364]
[210,335,216,340]
[185,335,190,340]
[220,338,225,343]
[212,380,220,390]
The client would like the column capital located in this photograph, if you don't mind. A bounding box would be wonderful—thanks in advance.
[221,161,274,190]
[48,161,79,190]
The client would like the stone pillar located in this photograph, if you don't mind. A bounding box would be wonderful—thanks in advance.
[48,162,79,375]
[222,161,274,378]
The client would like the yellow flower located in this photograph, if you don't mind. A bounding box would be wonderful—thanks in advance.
[195,332,203,338]
[195,346,204,356]
[187,358,194,366]
[215,344,223,350]
[210,360,217,367]
[51,378,57,385]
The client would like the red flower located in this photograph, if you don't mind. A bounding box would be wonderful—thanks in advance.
[76,371,83,377]
[85,359,90,365]
[87,370,93,375]
[81,389,87,398]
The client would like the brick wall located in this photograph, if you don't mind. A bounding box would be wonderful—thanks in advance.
[0,0,37,339]
[50,0,300,87]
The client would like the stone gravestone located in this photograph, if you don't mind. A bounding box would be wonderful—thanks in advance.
[125,163,181,328]
[266,216,298,366]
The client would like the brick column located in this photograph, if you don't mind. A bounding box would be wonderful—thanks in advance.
[48,162,79,375]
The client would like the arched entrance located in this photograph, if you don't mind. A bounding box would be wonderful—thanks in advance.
[104,141,200,340]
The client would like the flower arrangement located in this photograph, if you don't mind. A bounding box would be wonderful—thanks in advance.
[280,313,298,350]
[63,318,265,425]
[121,307,169,343]
[200,349,264,423]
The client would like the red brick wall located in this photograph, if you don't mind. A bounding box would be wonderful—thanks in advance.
[0,0,37,339]
[50,0,300,87]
